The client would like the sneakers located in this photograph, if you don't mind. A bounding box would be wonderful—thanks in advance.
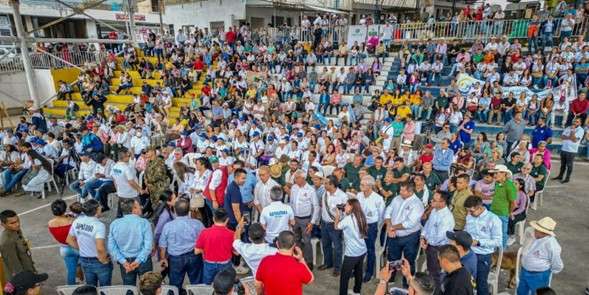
[507,236,516,246]
[235,265,250,275]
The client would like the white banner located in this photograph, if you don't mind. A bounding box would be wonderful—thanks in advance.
[346,25,367,48]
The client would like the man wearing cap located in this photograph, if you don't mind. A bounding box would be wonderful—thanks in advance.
[432,139,454,182]
[447,231,478,280]
[3,271,47,295]
[420,191,454,289]
[463,196,502,295]
[489,164,517,248]
[553,117,584,184]
[517,217,563,295]
[0,211,36,282]
[144,147,170,209]
[69,153,97,201]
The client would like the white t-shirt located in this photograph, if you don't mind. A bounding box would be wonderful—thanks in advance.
[336,215,367,257]
[260,201,294,243]
[69,215,106,258]
[232,240,277,277]
[111,162,138,198]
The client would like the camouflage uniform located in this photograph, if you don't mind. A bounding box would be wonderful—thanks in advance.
[144,157,170,207]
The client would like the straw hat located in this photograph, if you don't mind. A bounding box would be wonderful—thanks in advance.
[269,163,283,179]
[530,217,557,236]
[489,164,512,178]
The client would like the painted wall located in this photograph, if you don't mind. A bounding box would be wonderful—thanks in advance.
[0,69,56,109]
[163,0,247,31]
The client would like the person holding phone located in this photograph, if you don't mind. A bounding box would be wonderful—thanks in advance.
[335,198,368,295]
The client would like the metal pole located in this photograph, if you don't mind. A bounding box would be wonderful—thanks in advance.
[159,0,165,34]
[10,0,39,108]
[128,0,136,43]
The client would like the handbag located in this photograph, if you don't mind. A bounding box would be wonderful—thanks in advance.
[190,192,205,209]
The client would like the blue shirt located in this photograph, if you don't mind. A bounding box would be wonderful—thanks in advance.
[465,209,502,255]
[159,216,204,256]
[450,139,463,154]
[531,125,553,148]
[461,250,478,279]
[107,214,153,264]
[229,170,257,204]
[459,121,475,144]
[432,146,454,172]
[224,181,246,225]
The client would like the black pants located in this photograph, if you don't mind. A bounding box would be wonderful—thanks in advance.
[508,212,526,235]
[426,245,442,290]
[339,254,365,295]
[558,151,576,180]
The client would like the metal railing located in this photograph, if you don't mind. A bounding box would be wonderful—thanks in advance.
[0,50,109,73]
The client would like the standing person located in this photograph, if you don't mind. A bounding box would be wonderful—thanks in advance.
[66,200,113,287]
[463,196,502,295]
[224,168,247,228]
[553,117,584,183]
[356,175,385,282]
[195,209,235,284]
[203,156,229,211]
[432,139,454,182]
[232,220,277,277]
[437,245,475,295]
[517,217,563,295]
[451,174,473,231]
[159,198,204,290]
[420,191,455,289]
[107,198,153,286]
[288,170,320,269]
[0,210,36,282]
[317,176,347,276]
[260,186,295,244]
[503,112,526,155]
[253,165,280,214]
[335,199,368,295]
[489,165,517,248]
[111,150,143,217]
[384,181,425,288]
[446,230,478,279]
[255,231,314,295]
[47,200,79,285]
[144,147,170,209]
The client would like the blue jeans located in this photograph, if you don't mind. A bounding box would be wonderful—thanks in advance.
[364,222,378,279]
[202,261,232,285]
[79,257,113,287]
[320,221,343,272]
[475,253,492,295]
[498,215,509,248]
[387,231,420,288]
[516,268,551,295]
[70,180,89,199]
[3,169,28,192]
[60,246,79,285]
[86,179,111,199]
[119,257,153,286]
[168,252,203,289]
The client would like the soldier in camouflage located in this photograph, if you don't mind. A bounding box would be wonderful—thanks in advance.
[144,146,170,208]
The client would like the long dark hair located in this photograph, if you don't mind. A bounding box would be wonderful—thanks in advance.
[22,143,52,173]
[347,198,368,238]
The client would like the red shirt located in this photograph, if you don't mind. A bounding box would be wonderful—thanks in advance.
[195,225,234,262]
[256,253,312,295]
[48,224,71,245]
[226,31,236,44]
[193,59,204,71]
[570,98,589,114]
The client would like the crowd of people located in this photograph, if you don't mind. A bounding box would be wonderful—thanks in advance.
[1,4,587,295]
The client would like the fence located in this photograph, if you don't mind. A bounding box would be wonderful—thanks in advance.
[0,51,108,73]
[265,17,589,45]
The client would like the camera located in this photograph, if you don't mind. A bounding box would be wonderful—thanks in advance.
[242,211,251,224]
[336,204,346,211]
[388,259,402,270]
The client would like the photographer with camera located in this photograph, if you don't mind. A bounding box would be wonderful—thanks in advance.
[374,259,434,295]
[335,198,368,295]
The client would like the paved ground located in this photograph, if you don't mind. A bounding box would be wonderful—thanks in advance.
[1,161,588,294]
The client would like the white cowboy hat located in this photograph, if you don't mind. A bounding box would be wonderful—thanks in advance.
[490,164,512,177]
[530,217,557,236]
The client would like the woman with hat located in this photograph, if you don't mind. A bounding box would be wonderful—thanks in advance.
[517,217,563,295]
[3,271,48,295]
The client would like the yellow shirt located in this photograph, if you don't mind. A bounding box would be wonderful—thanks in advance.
[380,94,393,106]
[409,94,422,105]
[396,105,411,119]
[246,89,257,99]
[391,95,405,106]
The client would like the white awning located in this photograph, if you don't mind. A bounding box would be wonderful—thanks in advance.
[303,4,349,14]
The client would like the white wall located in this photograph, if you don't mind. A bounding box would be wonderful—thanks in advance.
[164,0,247,31]
[245,6,303,27]
[0,69,55,109]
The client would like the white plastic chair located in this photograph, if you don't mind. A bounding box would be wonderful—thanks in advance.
[375,224,386,275]
[160,285,179,295]
[514,246,524,289]
[310,237,323,266]
[531,170,550,210]
[322,165,336,177]
[42,158,61,199]
[488,247,503,295]
[98,285,139,295]
[240,276,256,294]
[56,285,85,295]
[185,284,214,295]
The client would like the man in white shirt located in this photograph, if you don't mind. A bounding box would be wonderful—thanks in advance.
[317,175,348,276]
[85,154,114,202]
[260,186,294,244]
[288,169,319,268]
[254,166,280,215]
[233,220,277,277]
[69,153,96,201]
[356,175,385,282]
[553,117,584,183]
[517,217,563,295]
[384,181,425,288]
[111,150,143,218]
[66,199,112,287]
[420,191,455,289]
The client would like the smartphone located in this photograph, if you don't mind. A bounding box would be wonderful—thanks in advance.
[242,211,251,224]
[389,259,402,270]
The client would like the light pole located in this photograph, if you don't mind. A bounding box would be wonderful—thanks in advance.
[10,0,39,109]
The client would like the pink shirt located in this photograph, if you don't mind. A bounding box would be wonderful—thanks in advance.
[529,148,552,170]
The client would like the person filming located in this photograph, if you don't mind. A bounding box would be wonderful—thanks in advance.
[335,198,368,295]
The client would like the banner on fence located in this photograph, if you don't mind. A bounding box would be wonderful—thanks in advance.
[347,25,367,48]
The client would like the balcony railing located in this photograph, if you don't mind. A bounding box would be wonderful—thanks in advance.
[0,51,108,73]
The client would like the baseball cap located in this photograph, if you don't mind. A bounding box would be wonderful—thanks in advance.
[213,267,237,295]
[209,156,219,164]
[5,271,48,294]
[446,231,473,250]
